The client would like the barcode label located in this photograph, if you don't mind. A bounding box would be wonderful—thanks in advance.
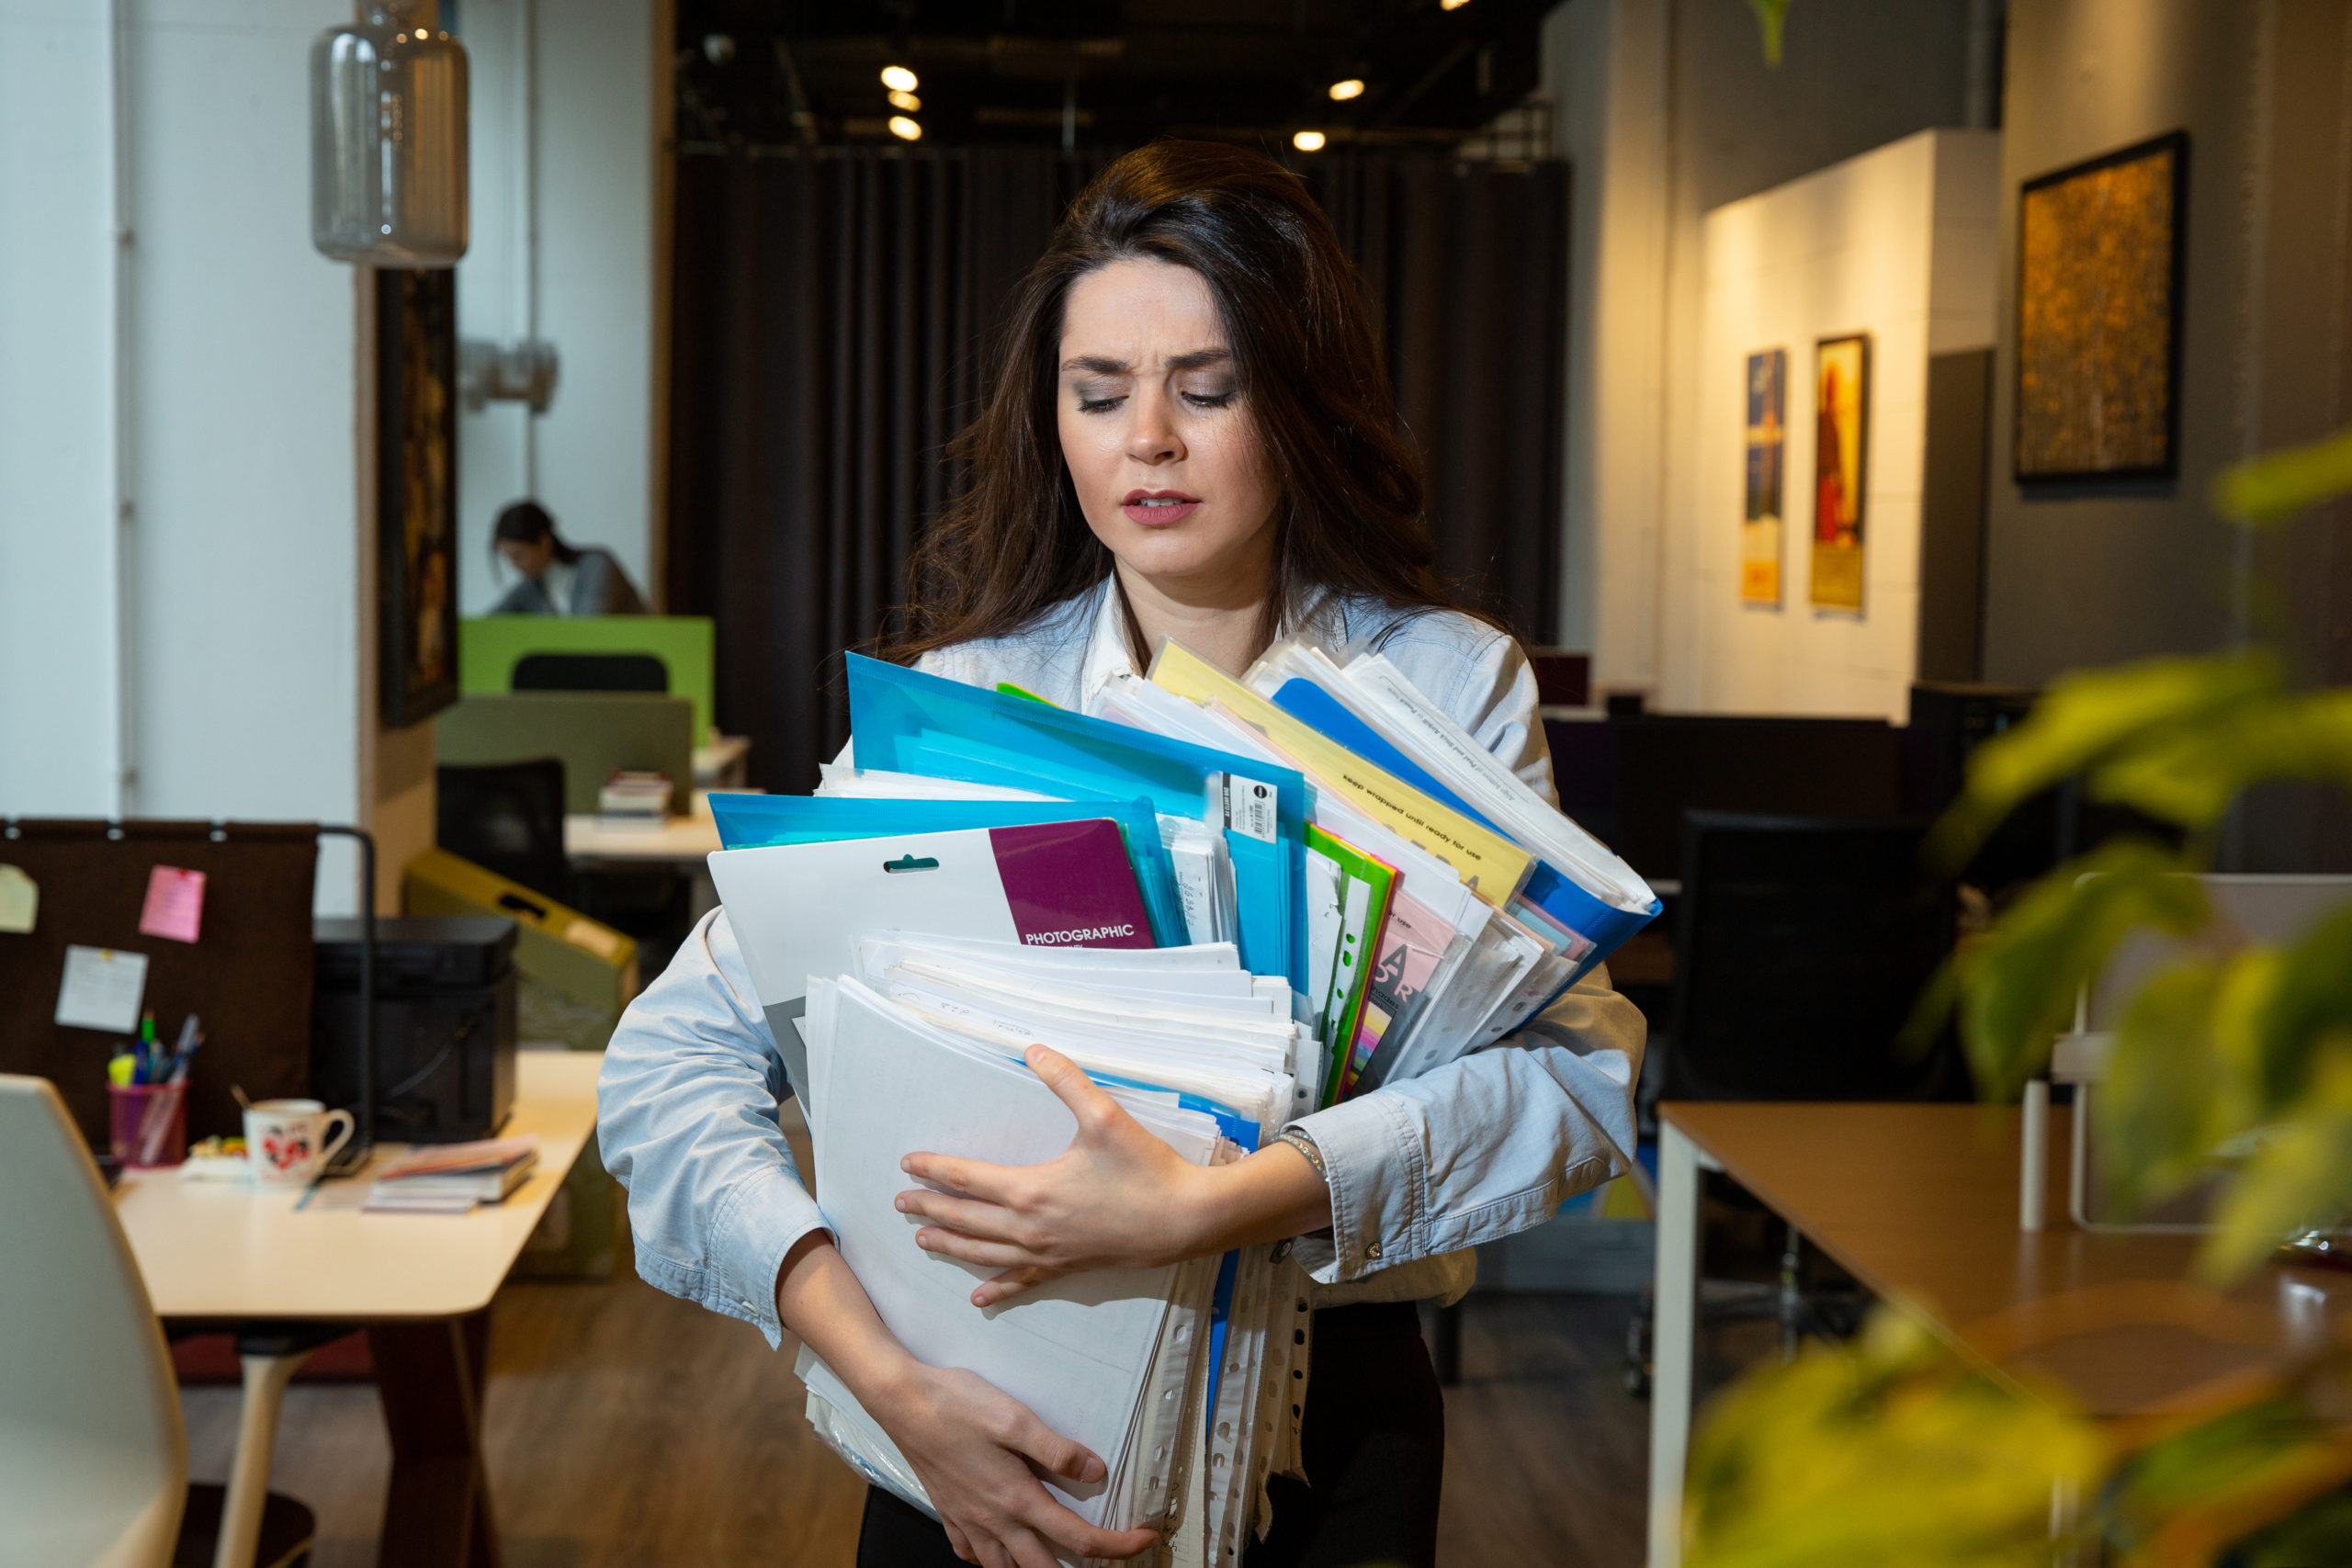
[1210,772,1279,843]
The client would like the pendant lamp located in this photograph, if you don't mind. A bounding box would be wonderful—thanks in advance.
[311,5,469,265]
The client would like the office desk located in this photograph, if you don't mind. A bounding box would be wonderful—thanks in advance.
[1645,1102,2352,1568]
[564,800,723,865]
[119,1051,602,1568]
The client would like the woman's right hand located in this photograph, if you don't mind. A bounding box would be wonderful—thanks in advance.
[867,1360,1162,1567]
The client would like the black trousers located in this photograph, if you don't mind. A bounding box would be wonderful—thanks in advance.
[855,1301,1444,1568]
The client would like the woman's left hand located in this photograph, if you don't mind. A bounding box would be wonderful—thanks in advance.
[896,1043,1220,1308]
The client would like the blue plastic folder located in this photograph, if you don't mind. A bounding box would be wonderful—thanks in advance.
[1267,678,1657,985]
[709,793,1188,950]
[845,653,1312,991]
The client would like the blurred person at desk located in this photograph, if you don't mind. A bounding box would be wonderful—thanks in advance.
[488,499,648,616]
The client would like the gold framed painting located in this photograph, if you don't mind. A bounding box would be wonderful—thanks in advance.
[1742,347,1786,606]
[1810,333,1869,612]
[2015,130,2188,481]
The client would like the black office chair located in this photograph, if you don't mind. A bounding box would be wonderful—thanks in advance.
[510,651,669,694]
[1625,811,1966,1392]
[435,759,571,905]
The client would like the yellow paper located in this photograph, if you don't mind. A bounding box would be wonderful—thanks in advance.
[0,863,36,934]
[1149,641,1534,903]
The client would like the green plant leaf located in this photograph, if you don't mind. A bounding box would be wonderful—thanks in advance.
[1684,1311,2108,1568]
[1950,841,2209,1100]
[2201,1043,2352,1282]
[2100,960,2236,1213]
[2087,690,2352,828]
[1927,650,2281,872]
[2239,905,2352,1113]
[2211,423,2352,525]
[1744,0,1792,65]
[2108,1363,2352,1565]
[2230,1484,2352,1568]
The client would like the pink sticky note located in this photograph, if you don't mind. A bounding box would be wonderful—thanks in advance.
[139,865,207,943]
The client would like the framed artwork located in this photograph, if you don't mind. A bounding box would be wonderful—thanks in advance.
[378,267,459,728]
[2015,130,2189,482]
[1741,348,1786,605]
[1810,333,1869,613]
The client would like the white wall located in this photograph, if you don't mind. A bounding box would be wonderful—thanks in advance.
[1661,130,1998,720]
[454,0,661,615]
[0,0,127,815]
[124,0,361,907]
[1545,0,1980,695]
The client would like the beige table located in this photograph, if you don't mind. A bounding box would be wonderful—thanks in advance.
[1646,1102,2352,1568]
[119,1051,602,1568]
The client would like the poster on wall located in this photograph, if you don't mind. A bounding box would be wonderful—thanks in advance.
[378,267,459,728]
[1810,333,1869,613]
[2015,130,2188,481]
[1741,348,1786,605]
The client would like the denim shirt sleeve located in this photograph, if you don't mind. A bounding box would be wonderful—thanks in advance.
[596,906,828,1348]
[1284,620,1649,1285]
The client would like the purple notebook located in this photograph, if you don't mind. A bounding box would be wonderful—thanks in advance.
[987,819,1156,950]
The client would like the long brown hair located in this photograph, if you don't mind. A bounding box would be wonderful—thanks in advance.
[884,140,1485,667]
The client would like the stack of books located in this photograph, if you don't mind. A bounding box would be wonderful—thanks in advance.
[702,636,1659,1555]
[596,771,672,827]
[364,1134,540,1213]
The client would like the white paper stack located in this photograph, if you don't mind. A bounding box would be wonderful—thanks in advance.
[777,938,1315,1563]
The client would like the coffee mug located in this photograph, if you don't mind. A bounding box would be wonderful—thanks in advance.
[243,1099,355,1185]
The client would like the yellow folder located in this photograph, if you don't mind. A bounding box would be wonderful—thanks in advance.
[1149,641,1534,903]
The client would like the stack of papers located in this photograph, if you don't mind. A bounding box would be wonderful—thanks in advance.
[597,771,672,825]
[705,638,1655,1554]
[364,1134,540,1213]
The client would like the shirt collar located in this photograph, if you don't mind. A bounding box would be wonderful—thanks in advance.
[1075,576,1349,711]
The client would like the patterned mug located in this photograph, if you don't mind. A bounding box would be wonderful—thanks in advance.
[243,1099,356,1185]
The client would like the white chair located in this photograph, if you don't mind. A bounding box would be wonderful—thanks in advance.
[0,1074,187,1568]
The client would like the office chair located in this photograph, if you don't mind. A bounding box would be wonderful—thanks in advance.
[511,650,669,695]
[0,1074,187,1567]
[1625,813,1964,1392]
[437,758,572,904]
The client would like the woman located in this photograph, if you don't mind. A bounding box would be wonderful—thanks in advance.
[597,141,1644,1568]
[488,499,648,615]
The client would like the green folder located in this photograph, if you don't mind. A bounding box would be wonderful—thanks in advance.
[1304,826,1396,1108]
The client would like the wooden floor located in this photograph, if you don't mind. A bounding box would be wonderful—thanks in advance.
[180,1278,1676,1568]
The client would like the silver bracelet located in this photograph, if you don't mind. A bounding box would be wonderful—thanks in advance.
[1276,1126,1328,1183]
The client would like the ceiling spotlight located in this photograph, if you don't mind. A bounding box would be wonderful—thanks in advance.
[1293,130,1327,152]
[1328,78,1364,101]
[1441,0,1471,8]
[880,64,918,93]
[888,115,922,141]
[888,89,921,111]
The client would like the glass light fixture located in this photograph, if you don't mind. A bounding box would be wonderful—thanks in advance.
[1292,130,1327,152]
[881,64,919,93]
[1329,78,1364,101]
[311,5,469,265]
[888,115,922,141]
[888,89,922,111]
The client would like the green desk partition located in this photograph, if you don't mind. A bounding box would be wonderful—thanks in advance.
[436,693,696,813]
[459,615,717,739]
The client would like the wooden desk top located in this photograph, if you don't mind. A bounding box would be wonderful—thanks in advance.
[117,1050,602,1323]
[1661,1101,2352,1421]
[565,793,723,863]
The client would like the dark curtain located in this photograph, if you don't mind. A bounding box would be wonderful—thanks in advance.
[1307,155,1570,643]
[667,147,1569,795]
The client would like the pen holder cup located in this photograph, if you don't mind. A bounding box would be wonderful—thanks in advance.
[108,1081,187,1168]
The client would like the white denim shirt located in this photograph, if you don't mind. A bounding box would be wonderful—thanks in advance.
[595,578,1647,1347]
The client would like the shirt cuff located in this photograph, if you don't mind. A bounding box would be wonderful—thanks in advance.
[1283,1091,1422,1285]
[707,1160,831,1350]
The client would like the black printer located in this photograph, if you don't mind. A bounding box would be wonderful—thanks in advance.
[312,916,518,1144]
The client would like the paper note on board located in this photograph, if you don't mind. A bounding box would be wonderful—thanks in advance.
[139,865,208,943]
[0,864,36,934]
[56,945,149,1033]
